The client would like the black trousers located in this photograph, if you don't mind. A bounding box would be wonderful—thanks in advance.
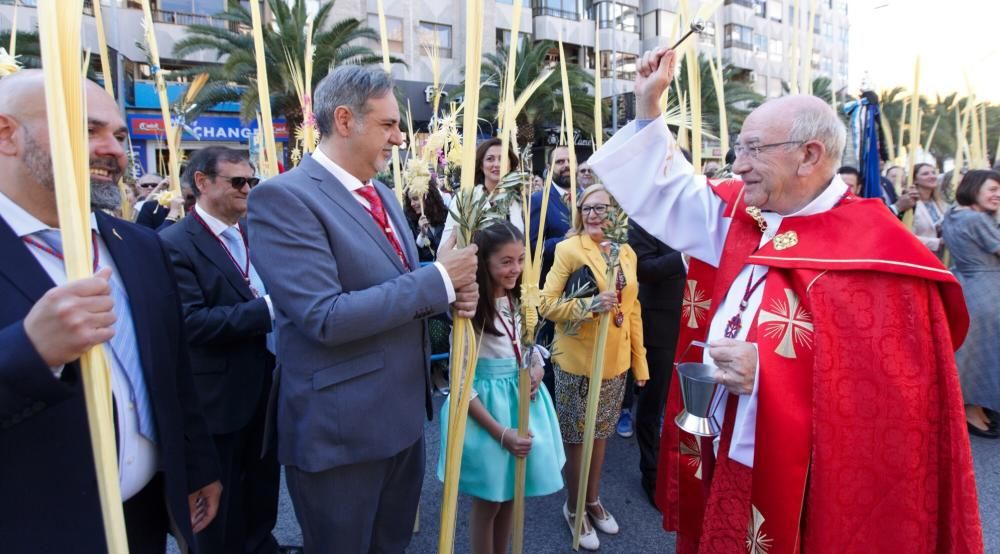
[196,387,280,554]
[634,346,674,490]
[123,473,169,554]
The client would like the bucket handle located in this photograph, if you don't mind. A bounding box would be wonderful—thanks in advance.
[675,340,709,366]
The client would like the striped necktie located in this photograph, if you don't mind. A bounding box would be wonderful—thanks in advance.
[37,229,157,441]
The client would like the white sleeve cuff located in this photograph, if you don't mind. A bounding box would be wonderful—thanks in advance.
[263,294,275,320]
[432,261,457,303]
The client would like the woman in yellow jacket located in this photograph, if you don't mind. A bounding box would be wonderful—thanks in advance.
[541,184,649,551]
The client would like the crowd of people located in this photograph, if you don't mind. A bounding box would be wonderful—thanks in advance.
[0,43,994,554]
[838,159,1000,440]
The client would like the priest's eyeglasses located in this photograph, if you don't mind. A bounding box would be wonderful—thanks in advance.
[733,140,804,159]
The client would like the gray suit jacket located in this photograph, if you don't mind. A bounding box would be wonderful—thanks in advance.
[247,154,451,472]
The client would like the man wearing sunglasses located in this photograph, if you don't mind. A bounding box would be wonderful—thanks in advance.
[588,48,982,554]
[160,146,279,553]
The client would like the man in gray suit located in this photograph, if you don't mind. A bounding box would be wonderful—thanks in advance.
[248,66,478,552]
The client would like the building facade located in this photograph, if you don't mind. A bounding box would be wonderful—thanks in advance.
[320,0,848,135]
[0,0,848,157]
[0,0,288,173]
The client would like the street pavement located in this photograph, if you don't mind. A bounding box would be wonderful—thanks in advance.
[174,396,1000,553]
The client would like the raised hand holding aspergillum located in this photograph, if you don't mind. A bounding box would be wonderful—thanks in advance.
[634,48,679,120]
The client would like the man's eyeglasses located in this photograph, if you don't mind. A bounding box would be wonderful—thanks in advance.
[137,182,158,189]
[215,175,261,189]
[578,168,593,175]
[580,204,610,216]
[733,140,804,160]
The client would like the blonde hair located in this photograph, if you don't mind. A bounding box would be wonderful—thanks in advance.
[567,184,616,238]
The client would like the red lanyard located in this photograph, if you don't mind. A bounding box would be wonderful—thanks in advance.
[723,266,768,339]
[496,295,523,368]
[190,206,250,283]
[22,231,100,272]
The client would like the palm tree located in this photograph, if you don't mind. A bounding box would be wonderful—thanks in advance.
[810,76,850,110]
[172,0,401,127]
[0,30,41,69]
[476,40,595,147]
[674,54,764,141]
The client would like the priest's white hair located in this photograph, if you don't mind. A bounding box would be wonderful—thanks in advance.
[787,100,847,168]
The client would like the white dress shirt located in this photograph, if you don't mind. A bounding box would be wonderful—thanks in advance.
[311,148,456,302]
[588,116,848,467]
[0,191,157,500]
[194,202,274,318]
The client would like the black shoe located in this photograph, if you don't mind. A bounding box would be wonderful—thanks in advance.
[641,476,659,511]
[967,422,1000,439]
[984,408,999,429]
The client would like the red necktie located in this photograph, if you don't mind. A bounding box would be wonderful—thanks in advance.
[355,184,411,271]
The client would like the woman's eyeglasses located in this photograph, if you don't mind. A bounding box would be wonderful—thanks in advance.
[580,204,610,216]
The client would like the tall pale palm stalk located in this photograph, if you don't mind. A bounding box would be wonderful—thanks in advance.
[674,54,763,141]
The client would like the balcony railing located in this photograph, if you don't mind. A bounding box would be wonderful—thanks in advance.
[75,1,242,32]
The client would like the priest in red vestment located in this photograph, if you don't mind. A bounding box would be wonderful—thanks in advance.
[588,47,984,554]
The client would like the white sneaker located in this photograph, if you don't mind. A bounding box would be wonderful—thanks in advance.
[587,499,620,535]
[563,502,600,551]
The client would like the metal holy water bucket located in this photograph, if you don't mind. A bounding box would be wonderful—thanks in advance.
[674,361,724,437]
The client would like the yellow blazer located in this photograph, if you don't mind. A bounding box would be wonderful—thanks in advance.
[540,234,649,381]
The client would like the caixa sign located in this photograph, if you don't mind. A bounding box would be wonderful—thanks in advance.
[128,114,290,142]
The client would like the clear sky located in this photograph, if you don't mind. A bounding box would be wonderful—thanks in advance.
[848,0,1000,103]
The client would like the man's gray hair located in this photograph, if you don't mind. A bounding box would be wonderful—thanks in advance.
[787,103,847,167]
[313,65,394,136]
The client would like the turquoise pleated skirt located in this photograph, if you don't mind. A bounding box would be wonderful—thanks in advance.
[437,357,566,502]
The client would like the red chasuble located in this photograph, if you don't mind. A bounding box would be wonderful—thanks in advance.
[656,180,984,554]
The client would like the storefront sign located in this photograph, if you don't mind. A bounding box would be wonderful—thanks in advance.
[127,114,289,142]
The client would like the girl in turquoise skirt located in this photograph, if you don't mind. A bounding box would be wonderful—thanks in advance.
[438,221,566,554]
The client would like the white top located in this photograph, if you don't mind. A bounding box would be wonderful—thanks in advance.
[441,185,525,246]
[311,148,455,302]
[0,191,157,501]
[588,116,847,467]
[479,296,545,367]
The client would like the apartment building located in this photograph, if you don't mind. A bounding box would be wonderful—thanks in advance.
[0,0,848,154]
[323,0,848,135]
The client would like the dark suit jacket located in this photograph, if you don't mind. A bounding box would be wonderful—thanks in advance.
[628,221,686,351]
[159,213,274,435]
[135,199,174,231]
[406,217,445,263]
[529,184,572,280]
[0,211,220,552]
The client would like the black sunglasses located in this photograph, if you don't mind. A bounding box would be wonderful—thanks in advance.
[215,175,261,189]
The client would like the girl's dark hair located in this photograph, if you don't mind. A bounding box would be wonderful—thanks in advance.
[403,181,448,226]
[474,137,520,187]
[955,169,1000,207]
[471,221,524,336]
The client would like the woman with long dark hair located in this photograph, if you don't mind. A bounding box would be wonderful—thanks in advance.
[442,137,524,243]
